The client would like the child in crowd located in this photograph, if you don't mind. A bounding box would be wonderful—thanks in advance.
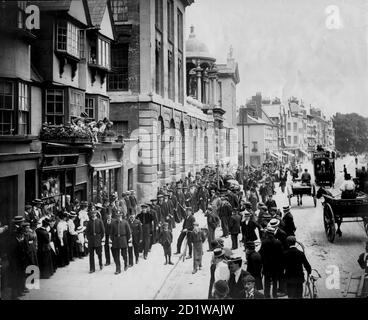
[159,222,174,265]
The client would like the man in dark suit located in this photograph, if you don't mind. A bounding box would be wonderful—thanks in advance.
[176,187,186,221]
[136,204,153,260]
[218,195,232,238]
[229,210,241,250]
[240,211,258,245]
[227,256,250,299]
[85,210,105,273]
[245,241,263,290]
[265,194,277,214]
[281,206,296,237]
[128,213,143,266]
[174,207,195,258]
[226,189,239,211]
[259,227,284,298]
[283,236,312,298]
[204,205,220,251]
[110,212,131,274]
[102,212,113,266]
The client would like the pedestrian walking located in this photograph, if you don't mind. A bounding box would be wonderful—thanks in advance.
[110,212,131,274]
[229,210,241,250]
[191,222,206,274]
[158,222,174,265]
[128,213,143,266]
[36,219,54,279]
[102,212,113,266]
[175,207,195,259]
[283,236,311,298]
[245,241,263,290]
[136,204,153,260]
[281,206,296,237]
[259,226,284,298]
[204,205,220,251]
[218,195,232,238]
[85,210,105,273]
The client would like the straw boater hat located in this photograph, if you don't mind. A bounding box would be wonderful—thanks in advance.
[268,218,280,228]
[283,205,291,213]
[12,216,25,224]
[95,203,103,209]
[266,225,276,234]
[213,248,225,259]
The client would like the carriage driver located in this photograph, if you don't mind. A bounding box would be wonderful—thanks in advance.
[340,174,356,199]
[301,169,311,185]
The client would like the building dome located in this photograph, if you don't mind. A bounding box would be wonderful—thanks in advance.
[186,26,216,61]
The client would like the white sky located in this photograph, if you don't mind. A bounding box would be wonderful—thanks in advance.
[186,0,368,117]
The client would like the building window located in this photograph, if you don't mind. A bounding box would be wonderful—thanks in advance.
[18,82,29,135]
[110,0,128,22]
[85,97,95,119]
[98,98,109,120]
[288,136,291,145]
[167,0,174,43]
[294,136,298,144]
[0,81,14,135]
[178,53,184,104]
[128,168,133,191]
[69,90,84,119]
[293,122,297,131]
[177,9,183,52]
[56,21,80,58]
[108,43,129,91]
[97,38,110,68]
[252,141,258,152]
[45,89,64,125]
[287,122,291,131]
[155,31,163,96]
[155,0,163,31]
[113,121,129,138]
[168,45,174,100]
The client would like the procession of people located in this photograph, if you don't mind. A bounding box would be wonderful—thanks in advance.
[0,161,316,300]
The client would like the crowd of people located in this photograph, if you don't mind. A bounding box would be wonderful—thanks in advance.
[3,160,357,300]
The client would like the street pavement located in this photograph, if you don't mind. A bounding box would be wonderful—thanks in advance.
[21,155,368,300]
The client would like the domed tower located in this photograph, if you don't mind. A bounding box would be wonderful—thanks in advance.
[185,26,217,107]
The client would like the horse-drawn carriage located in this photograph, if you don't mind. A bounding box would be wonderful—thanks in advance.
[317,188,368,242]
[313,147,336,188]
[287,179,317,207]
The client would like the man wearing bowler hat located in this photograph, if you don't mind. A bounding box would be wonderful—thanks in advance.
[175,206,195,258]
[149,198,160,245]
[85,210,105,273]
[128,212,142,266]
[110,211,131,274]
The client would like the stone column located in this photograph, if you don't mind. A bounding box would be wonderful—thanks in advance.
[196,67,202,102]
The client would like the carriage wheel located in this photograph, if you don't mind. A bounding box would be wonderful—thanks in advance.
[323,203,336,243]
[363,217,368,237]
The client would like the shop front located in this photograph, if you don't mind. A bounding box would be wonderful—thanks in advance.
[40,142,91,212]
[89,143,124,204]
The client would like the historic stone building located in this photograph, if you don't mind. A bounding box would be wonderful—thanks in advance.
[108,0,239,202]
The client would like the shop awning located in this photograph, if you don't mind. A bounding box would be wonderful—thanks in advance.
[90,161,122,171]
[283,150,295,157]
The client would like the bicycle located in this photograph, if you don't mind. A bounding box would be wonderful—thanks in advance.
[304,268,321,298]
